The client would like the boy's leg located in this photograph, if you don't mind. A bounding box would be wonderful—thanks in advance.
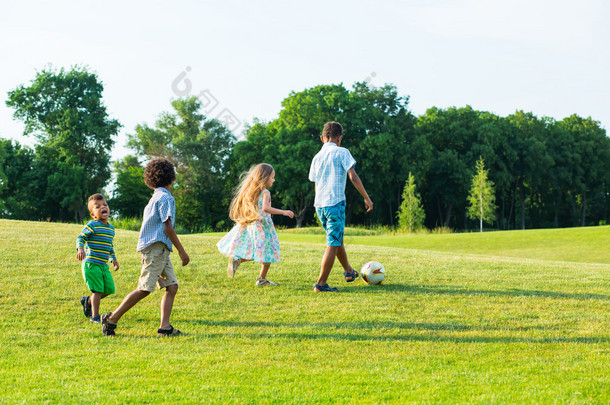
[317,245,339,286]
[160,284,178,330]
[335,243,351,271]
[315,201,345,287]
[90,291,102,318]
[108,290,150,323]
[336,243,358,281]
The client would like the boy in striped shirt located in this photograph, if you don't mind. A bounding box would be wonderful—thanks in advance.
[76,193,119,323]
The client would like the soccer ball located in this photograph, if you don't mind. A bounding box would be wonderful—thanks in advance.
[361,261,385,285]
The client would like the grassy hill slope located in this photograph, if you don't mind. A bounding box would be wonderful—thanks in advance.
[1,219,609,403]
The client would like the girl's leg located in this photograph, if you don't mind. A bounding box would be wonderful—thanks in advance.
[257,263,279,286]
[228,257,252,278]
[258,263,271,280]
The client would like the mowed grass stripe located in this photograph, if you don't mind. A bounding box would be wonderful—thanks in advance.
[277,225,610,265]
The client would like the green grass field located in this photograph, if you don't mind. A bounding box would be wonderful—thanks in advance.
[1,219,609,403]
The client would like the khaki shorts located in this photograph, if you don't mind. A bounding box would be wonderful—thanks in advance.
[138,242,178,292]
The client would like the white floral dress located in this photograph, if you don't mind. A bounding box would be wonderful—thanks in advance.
[216,190,280,263]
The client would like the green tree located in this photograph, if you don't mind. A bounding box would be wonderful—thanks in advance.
[128,97,235,230]
[467,157,497,232]
[416,106,482,229]
[0,139,47,219]
[397,172,425,232]
[556,115,609,226]
[5,66,121,222]
[233,82,416,227]
[109,155,151,218]
[506,111,553,229]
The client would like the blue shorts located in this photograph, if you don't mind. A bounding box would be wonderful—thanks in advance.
[316,201,346,247]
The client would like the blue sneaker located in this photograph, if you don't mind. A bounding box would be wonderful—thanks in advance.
[90,315,101,324]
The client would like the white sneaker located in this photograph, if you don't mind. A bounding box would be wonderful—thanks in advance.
[256,278,278,287]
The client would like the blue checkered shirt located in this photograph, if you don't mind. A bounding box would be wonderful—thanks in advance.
[136,187,176,252]
[309,142,356,208]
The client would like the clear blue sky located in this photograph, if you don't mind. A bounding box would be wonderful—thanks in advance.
[1,0,608,159]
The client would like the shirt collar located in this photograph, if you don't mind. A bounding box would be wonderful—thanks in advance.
[155,187,171,195]
[323,142,337,147]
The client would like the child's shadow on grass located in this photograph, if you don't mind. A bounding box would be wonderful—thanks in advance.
[351,283,610,301]
[187,319,610,345]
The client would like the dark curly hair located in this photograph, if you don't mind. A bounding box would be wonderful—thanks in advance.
[143,158,176,189]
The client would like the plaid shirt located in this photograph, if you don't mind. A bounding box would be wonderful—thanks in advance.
[309,142,356,208]
[136,187,176,252]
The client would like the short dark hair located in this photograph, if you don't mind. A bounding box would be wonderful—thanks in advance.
[143,158,176,189]
[322,121,343,139]
[87,193,105,212]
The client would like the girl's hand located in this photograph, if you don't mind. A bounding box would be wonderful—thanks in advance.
[284,210,295,219]
[112,260,120,271]
[76,247,86,261]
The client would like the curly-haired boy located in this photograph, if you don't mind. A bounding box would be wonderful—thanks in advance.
[102,158,190,337]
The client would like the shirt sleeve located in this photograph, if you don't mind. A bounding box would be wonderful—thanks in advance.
[308,158,317,182]
[157,195,173,225]
[342,149,356,172]
[76,222,94,249]
[109,225,117,261]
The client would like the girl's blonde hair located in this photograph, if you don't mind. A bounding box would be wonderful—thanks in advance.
[229,163,274,224]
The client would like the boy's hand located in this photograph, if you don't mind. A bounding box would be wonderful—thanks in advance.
[112,260,120,271]
[76,247,86,261]
[365,198,374,212]
[284,210,295,219]
[179,250,190,266]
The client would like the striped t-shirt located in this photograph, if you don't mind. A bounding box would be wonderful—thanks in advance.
[76,220,116,265]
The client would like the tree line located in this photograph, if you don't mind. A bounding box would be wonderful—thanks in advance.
[1,66,608,231]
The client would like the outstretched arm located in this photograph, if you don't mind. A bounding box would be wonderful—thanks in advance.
[262,190,294,218]
[347,167,373,212]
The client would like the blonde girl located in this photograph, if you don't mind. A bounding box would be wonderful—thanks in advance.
[217,163,294,286]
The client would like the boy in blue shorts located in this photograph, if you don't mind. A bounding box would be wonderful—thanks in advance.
[101,158,190,337]
[308,121,373,292]
[77,193,119,323]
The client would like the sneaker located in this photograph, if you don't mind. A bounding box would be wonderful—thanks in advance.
[90,315,101,324]
[227,256,240,278]
[256,278,279,287]
[80,296,92,318]
[101,312,117,336]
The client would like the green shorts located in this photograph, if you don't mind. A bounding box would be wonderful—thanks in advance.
[82,261,115,295]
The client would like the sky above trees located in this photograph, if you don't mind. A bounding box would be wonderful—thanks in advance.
[1,0,608,160]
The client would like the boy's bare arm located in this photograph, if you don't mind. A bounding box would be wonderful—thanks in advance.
[347,167,373,212]
[163,218,190,266]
